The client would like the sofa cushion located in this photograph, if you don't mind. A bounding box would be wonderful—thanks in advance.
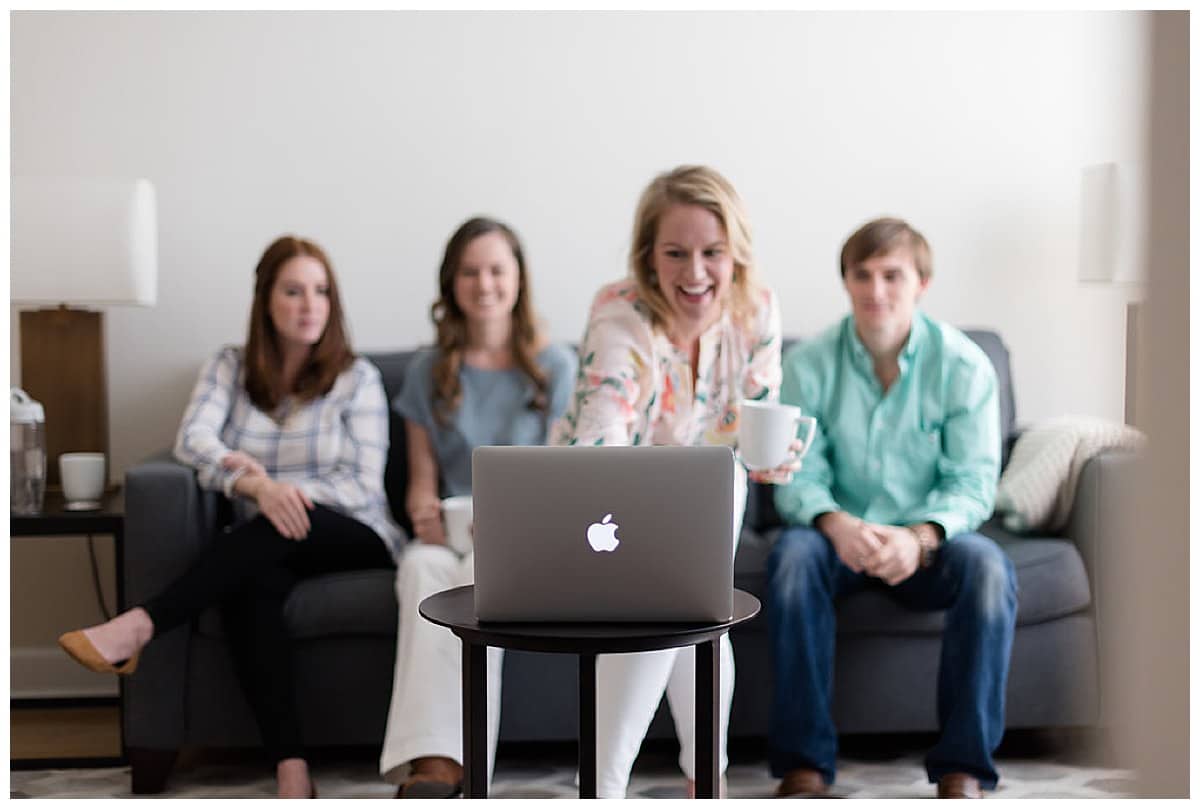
[742,521,1090,633]
[960,330,1016,454]
[194,521,1089,641]
[195,568,399,640]
[364,351,420,538]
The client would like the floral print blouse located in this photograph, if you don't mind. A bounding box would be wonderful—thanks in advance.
[551,278,783,450]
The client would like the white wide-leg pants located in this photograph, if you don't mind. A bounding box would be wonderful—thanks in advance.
[378,544,502,786]
[594,464,748,798]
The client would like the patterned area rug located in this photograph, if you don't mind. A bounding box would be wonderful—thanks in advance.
[11,735,1137,799]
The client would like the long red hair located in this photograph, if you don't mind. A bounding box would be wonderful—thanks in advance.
[243,235,355,414]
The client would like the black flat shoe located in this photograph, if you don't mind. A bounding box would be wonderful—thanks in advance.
[395,779,462,799]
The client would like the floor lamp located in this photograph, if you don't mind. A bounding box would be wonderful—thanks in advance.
[11,178,158,488]
[1078,162,1146,428]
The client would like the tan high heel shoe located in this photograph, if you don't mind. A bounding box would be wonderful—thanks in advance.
[58,630,140,675]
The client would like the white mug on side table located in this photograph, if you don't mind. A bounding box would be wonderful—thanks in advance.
[738,400,818,471]
[59,452,106,510]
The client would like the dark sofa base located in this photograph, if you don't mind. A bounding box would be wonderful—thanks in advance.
[126,611,1098,754]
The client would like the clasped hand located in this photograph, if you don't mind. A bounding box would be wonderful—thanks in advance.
[223,452,314,541]
[823,514,921,586]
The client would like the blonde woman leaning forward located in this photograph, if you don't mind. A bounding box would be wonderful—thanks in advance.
[380,217,576,797]
[552,166,802,798]
[59,235,403,798]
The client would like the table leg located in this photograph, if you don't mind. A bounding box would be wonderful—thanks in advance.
[694,637,720,799]
[115,523,126,612]
[579,652,597,798]
[116,523,127,761]
[461,640,488,798]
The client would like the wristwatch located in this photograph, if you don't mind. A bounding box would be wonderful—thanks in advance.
[908,523,941,568]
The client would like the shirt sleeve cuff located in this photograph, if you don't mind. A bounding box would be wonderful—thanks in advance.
[913,511,964,541]
[222,466,249,499]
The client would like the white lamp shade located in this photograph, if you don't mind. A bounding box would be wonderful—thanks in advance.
[11,177,158,306]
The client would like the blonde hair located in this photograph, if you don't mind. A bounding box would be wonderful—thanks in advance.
[629,165,763,333]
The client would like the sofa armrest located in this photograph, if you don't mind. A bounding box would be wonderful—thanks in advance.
[1064,446,1142,729]
[122,452,225,750]
[124,452,225,606]
[1064,447,1141,596]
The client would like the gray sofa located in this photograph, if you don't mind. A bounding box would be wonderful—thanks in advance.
[121,331,1126,793]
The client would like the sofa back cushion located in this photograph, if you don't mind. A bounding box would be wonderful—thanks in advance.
[368,329,1014,537]
[364,350,420,537]
[961,329,1016,451]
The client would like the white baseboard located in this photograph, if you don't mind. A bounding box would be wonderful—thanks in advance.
[11,646,119,699]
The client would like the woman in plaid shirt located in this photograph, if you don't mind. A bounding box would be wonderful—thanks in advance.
[59,234,401,798]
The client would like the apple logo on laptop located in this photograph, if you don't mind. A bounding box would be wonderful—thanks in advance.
[587,513,620,552]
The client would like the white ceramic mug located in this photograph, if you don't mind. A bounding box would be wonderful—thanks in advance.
[59,452,106,507]
[441,495,474,556]
[738,401,818,471]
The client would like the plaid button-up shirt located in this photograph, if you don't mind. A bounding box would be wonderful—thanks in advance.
[173,347,405,556]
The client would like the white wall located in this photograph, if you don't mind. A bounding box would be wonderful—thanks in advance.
[11,11,1151,482]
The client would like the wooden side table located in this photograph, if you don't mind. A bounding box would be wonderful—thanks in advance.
[11,487,126,762]
[420,585,760,799]
[11,488,126,612]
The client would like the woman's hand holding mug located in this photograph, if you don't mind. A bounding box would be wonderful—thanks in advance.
[409,497,447,545]
[748,438,807,484]
[739,400,818,485]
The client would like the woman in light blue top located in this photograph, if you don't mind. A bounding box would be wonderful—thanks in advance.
[379,217,576,797]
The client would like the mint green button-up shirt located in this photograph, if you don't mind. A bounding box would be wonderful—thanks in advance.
[774,312,1000,540]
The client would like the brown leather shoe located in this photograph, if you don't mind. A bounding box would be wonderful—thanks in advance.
[394,778,461,799]
[937,773,982,798]
[775,768,828,797]
[395,757,463,799]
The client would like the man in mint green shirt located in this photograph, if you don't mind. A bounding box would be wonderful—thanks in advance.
[768,218,1017,799]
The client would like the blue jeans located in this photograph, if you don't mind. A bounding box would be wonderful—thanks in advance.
[767,526,1018,790]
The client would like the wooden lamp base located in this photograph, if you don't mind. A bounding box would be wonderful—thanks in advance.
[19,307,108,488]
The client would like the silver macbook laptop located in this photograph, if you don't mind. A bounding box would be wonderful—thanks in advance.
[472,445,735,623]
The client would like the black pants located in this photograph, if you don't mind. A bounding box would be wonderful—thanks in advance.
[143,504,395,764]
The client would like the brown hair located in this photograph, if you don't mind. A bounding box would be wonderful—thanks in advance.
[840,217,933,280]
[243,235,354,414]
[629,165,764,333]
[430,217,548,426]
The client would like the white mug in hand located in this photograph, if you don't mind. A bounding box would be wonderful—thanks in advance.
[738,401,817,471]
[441,495,474,556]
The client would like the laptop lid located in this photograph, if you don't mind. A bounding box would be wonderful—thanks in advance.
[472,445,734,623]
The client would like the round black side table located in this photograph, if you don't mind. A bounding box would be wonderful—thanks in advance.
[419,585,760,799]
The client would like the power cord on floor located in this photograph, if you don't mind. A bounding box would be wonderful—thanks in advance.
[86,533,113,622]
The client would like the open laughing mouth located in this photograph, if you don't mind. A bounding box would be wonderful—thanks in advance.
[677,284,715,306]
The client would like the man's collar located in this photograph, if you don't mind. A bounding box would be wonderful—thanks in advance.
[844,312,926,375]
